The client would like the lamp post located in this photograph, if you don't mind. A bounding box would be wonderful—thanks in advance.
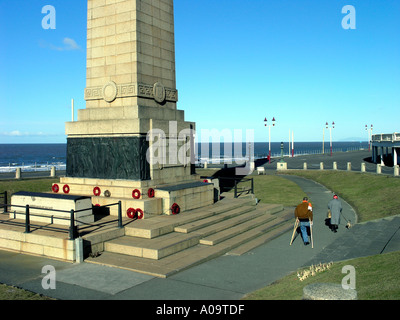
[365,124,373,151]
[264,117,276,163]
[326,121,335,156]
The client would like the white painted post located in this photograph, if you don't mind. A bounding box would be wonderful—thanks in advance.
[394,165,399,177]
[333,162,337,170]
[361,163,366,172]
[303,162,307,170]
[320,162,324,170]
[75,237,84,263]
[347,162,352,171]
[377,164,382,174]
[50,166,56,177]
[15,168,21,179]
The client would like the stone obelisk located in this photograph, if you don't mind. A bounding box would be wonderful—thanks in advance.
[57,0,214,215]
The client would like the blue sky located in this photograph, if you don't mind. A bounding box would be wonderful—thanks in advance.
[0,0,399,144]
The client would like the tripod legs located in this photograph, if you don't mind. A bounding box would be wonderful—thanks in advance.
[290,219,299,246]
[290,218,314,248]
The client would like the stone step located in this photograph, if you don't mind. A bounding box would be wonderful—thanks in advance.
[207,211,291,254]
[227,218,293,256]
[171,203,282,236]
[52,182,155,200]
[174,205,256,234]
[189,207,275,240]
[104,232,201,260]
[198,212,278,246]
[85,202,293,277]
[87,217,294,278]
[124,197,255,239]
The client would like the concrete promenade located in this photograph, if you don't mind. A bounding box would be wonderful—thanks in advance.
[260,149,397,175]
[0,159,399,300]
[0,150,398,180]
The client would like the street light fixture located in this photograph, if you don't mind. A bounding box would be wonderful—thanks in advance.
[264,117,276,163]
[326,121,335,156]
[365,124,373,151]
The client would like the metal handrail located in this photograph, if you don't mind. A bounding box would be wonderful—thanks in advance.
[218,177,254,198]
[0,201,123,240]
[0,191,7,213]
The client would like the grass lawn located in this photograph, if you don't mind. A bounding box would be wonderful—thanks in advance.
[0,283,54,300]
[0,178,58,205]
[244,250,400,300]
[251,174,306,207]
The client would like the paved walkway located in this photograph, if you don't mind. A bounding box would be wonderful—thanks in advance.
[0,174,399,300]
[260,150,398,175]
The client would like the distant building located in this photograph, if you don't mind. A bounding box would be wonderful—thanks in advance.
[371,133,400,166]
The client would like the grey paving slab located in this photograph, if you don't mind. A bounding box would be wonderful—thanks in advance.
[54,263,154,295]
[110,277,244,300]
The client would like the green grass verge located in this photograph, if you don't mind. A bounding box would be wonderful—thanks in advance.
[251,174,306,207]
[0,178,58,205]
[0,283,54,300]
[281,170,400,222]
[243,250,400,300]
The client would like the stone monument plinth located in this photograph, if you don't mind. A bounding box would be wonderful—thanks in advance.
[52,0,214,217]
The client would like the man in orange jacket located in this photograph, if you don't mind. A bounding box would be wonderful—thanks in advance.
[294,197,313,245]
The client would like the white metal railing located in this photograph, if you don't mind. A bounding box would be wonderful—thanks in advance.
[372,133,400,142]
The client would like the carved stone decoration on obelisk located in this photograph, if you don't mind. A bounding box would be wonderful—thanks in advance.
[58,0,214,216]
[65,0,192,182]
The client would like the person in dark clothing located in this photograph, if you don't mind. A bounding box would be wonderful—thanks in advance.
[328,194,342,233]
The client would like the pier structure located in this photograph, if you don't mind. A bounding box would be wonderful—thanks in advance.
[371,133,400,166]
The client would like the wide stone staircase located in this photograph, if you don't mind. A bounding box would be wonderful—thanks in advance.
[85,196,295,278]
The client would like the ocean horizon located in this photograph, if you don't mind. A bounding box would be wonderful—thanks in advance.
[0,141,370,172]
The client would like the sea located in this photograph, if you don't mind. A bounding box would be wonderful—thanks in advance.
[0,141,369,173]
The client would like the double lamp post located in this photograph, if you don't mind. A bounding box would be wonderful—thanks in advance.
[264,117,275,163]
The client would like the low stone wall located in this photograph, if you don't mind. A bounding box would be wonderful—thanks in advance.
[0,227,75,261]
[11,192,94,226]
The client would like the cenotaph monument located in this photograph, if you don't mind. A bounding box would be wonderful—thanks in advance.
[53,0,214,217]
